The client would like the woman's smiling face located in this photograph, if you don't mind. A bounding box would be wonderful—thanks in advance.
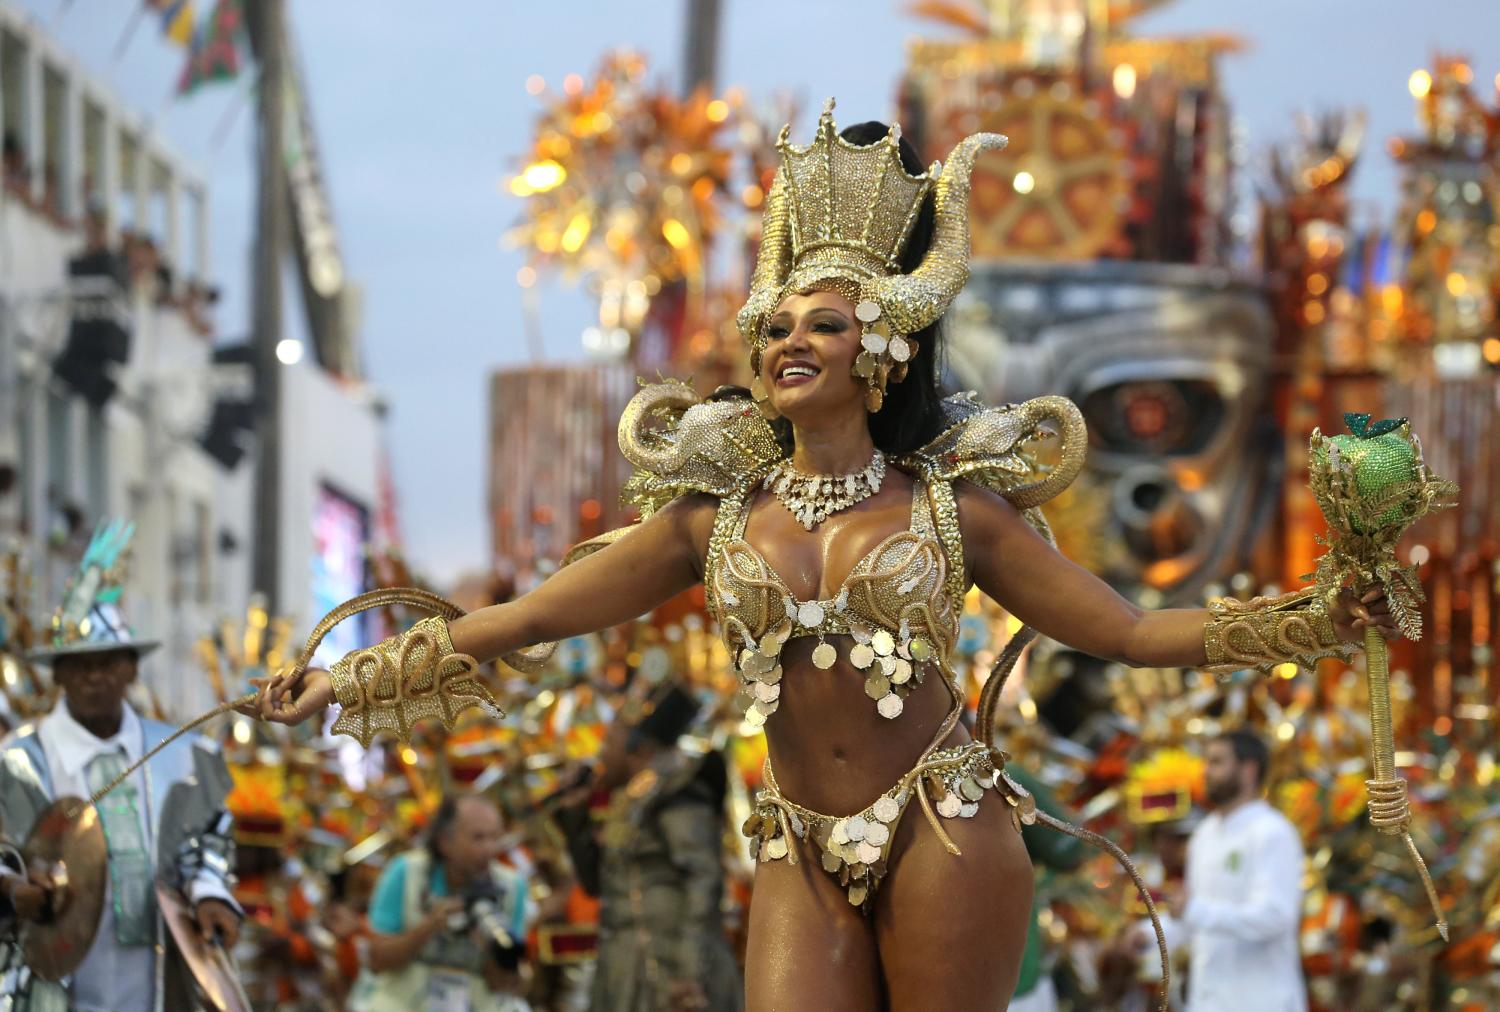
[760,290,867,423]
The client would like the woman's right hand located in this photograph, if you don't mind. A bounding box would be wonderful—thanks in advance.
[255,665,335,726]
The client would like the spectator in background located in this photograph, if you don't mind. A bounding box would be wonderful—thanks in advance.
[350,792,533,1012]
[0,590,242,1011]
[1182,730,1307,1012]
[554,682,742,1012]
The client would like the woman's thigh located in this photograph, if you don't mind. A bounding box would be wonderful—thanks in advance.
[873,798,1034,1011]
[745,843,885,1012]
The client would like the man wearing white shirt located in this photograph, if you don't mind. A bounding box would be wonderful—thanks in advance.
[1182,730,1307,1012]
[0,610,241,1010]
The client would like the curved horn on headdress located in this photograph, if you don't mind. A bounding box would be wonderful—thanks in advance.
[1000,395,1087,511]
[863,132,1007,335]
[735,164,794,345]
[616,381,705,474]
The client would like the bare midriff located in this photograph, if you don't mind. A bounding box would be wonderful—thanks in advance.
[757,637,967,814]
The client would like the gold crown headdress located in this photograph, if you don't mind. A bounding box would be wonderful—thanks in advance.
[737,98,1007,411]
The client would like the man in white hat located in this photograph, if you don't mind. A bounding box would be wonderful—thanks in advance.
[0,521,242,1011]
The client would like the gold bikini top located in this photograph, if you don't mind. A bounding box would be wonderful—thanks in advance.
[710,479,959,724]
[516,380,1087,722]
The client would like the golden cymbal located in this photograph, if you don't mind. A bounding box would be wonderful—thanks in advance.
[156,884,251,1012]
[21,797,106,982]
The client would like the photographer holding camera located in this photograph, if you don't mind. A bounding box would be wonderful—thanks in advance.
[350,793,533,1012]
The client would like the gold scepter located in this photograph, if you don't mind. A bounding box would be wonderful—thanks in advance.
[1307,412,1458,941]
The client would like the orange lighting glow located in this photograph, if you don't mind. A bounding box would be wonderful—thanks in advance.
[661,218,692,250]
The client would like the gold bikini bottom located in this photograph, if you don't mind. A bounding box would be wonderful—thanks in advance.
[741,740,1038,908]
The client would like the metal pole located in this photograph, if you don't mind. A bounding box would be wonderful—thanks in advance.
[249,0,287,612]
[681,0,721,96]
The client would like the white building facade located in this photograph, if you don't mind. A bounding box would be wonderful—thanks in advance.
[0,4,384,719]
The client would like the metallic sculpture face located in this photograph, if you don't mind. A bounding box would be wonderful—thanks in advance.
[947,262,1277,607]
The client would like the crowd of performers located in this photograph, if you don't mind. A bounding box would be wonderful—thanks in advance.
[2,532,1495,1010]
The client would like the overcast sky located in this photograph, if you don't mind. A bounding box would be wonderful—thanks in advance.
[16,0,1500,584]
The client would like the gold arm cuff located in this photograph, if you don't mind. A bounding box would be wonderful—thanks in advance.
[328,615,502,747]
[1203,586,1350,675]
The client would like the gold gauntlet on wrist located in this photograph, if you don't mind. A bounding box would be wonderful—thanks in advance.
[1203,586,1350,675]
[328,615,502,746]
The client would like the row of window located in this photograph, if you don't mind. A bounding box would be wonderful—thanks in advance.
[0,20,208,278]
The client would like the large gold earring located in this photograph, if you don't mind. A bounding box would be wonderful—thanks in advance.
[863,363,888,413]
[750,375,780,419]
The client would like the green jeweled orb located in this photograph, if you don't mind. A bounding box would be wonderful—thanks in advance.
[1318,413,1419,532]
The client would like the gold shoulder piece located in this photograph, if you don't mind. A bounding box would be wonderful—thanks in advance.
[905,393,1086,510]
[901,393,1086,551]
[1203,586,1351,675]
[328,615,501,747]
[618,380,784,517]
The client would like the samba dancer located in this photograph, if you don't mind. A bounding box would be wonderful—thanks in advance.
[256,104,1396,1009]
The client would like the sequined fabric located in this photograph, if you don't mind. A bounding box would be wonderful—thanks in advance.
[618,381,785,520]
[328,615,500,747]
[733,99,1007,404]
[1202,586,1352,676]
[712,479,957,725]
[745,742,1038,908]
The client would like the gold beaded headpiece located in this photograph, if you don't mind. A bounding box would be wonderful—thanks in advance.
[737,98,1007,411]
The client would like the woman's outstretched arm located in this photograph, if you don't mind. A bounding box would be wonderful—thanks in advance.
[954,483,1394,669]
[451,492,715,660]
[257,493,717,725]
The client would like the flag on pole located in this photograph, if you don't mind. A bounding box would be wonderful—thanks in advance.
[146,0,197,47]
[177,0,244,96]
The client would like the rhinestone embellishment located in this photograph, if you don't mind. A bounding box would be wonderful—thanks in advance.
[764,451,886,531]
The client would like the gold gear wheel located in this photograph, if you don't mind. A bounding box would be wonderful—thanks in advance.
[966,87,1127,260]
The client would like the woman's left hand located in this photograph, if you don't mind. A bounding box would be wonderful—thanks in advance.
[1330,586,1400,644]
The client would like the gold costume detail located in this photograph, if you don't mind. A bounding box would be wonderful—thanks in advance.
[1305,415,1458,940]
[747,742,1017,908]
[715,478,957,725]
[1201,586,1349,675]
[618,379,785,519]
[735,99,1007,405]
[258,588,501,748]
[327,614,500,747]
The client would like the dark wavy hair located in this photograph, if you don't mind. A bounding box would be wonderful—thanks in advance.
[715,121,950,456]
